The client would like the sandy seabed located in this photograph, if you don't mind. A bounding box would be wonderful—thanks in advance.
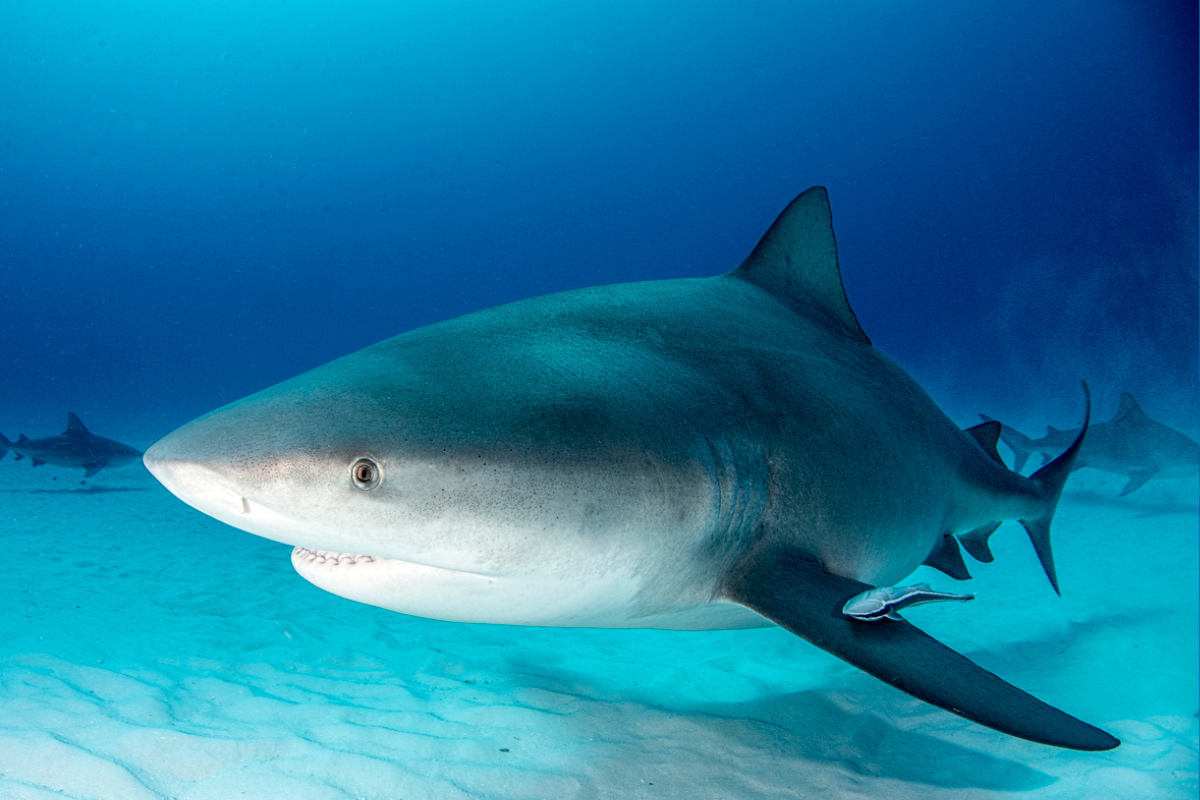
[0,455,1195,800]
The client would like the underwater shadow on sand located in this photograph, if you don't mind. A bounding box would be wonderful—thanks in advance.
[688,613,1154,791]
[500,613,1174,793]
[1064,487,1199,518]
[713,691,1054,790]
[505,665,1053,792]
[985,611,1147,658]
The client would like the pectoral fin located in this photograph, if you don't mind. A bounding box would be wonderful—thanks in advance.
[721,546,1119,751]
[1118,468,1156,496]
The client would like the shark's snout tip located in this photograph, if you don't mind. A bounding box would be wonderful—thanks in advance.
[143,448,184,493]
[142,443,249,521]
[142,440,173,482]
[143,434,212,490]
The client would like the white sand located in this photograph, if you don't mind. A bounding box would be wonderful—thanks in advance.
[0,453,1195,800]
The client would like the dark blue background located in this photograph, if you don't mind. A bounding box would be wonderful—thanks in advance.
[1,0,1196,445]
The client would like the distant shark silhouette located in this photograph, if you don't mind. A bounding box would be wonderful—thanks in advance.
[0,413,143,478]
[983,393,1199,496]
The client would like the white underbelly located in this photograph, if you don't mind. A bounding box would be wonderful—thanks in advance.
[290,547,771,630]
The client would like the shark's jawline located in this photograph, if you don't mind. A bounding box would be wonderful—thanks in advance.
[292,546,493,577]
[293,547,378,566]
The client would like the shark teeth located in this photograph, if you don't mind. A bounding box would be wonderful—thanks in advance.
[292,547,376,566]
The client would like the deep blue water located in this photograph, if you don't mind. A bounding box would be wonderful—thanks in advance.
[2,0,1195,445]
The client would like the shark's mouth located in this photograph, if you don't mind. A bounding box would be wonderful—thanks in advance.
[292,547,379,566]
[290,547,496,580]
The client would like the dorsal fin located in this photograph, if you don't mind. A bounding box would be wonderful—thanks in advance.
[64,412,90,436]
[1113,392,1148,424]
[732,187,871,345]
[1046,425,1062,435]
[964,421,1004,465]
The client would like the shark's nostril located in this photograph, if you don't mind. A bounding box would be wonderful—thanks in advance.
[142,440,247,519]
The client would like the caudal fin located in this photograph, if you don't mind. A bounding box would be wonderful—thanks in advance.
[980,414,1037,472]
[1019,383,1091,596]
[0,432,10,460]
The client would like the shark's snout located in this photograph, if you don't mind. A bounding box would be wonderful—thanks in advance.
[143,417,347,551]
[144,442,249,520]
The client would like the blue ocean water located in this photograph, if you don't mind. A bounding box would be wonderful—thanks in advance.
[1,2,1197,798]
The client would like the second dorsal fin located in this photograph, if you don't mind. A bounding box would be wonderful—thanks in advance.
[964,420,1004,465]
[732,187,871,345]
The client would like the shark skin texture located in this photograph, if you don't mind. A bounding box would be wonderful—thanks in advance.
[143,187,1119,752]
[983,393,1199,496]
[1,413,142,478]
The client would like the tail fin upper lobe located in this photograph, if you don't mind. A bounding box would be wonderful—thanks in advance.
[1017,383,1091,595]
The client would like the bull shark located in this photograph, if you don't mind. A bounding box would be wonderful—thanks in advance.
[1,413,143,477]
[143,187,1118,751]
[983,393,1199,496]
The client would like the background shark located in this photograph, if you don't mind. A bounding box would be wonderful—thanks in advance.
[143,187,1118,752]
[0,412,143,478]
[983,393,1199,496]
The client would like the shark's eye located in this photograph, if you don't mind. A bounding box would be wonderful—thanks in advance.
[350,457,382,490]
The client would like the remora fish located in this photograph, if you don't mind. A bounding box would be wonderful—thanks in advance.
[143,187,1118,751]
[843,583,975,621]
[1,413,143,477]
[983,393,1199,495]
